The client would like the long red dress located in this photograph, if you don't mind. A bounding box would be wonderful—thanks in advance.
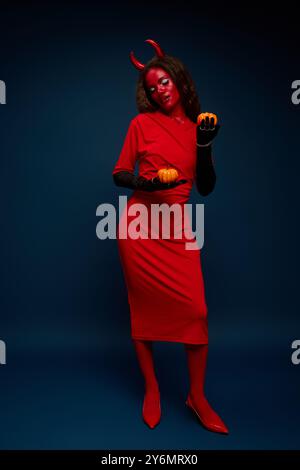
[112,110,208,344]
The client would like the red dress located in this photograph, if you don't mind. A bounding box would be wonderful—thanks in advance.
[112,110,208,344]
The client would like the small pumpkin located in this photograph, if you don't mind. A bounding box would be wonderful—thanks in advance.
[197,112,218,127]
[157,167,179,184]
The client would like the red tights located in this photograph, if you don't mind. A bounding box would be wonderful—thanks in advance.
[132,340,210,398]
[132,340,228,433]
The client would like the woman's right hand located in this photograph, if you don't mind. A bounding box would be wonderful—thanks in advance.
[137,175,187,192]
[113,171,187,192]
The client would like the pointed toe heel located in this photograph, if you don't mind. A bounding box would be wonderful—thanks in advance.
[142,393,161,429]
[186,395,229,435]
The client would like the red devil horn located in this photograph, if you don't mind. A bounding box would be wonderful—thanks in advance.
[129,39,165,71]
[129,51,145,71]
[145,39,165,58]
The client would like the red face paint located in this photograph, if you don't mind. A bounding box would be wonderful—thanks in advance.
[145,67,182,115]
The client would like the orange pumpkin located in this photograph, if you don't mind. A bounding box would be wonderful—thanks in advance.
[157,167,179,184]
[197,112,218,126]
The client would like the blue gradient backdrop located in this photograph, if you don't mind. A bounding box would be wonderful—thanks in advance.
[0,1,299,449]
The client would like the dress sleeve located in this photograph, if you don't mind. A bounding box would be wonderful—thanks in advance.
[112,118,139,175]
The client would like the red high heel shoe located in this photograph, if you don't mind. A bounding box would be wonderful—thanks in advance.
[185,394,229,434]
[142,392,161,429]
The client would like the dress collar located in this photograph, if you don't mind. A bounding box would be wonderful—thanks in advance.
[144,111,196,154]
[151,110,195,131]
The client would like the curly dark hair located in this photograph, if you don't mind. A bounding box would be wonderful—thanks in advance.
[136,55,201,123]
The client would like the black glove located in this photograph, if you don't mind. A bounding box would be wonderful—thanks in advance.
[197,116,220,147]
[195,146,216,196]
[113,171,187,192]
[195,116,219,196]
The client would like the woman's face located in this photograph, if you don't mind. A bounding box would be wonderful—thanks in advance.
[144,67,181,113]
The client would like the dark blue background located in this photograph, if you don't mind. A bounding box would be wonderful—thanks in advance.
[0,0,299,449]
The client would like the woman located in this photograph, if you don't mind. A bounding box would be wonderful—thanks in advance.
[112,39,228,434]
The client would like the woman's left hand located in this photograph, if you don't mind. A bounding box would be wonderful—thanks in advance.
[197,114,220,147]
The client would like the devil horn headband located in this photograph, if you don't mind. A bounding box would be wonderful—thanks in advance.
[129,39,165,71]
